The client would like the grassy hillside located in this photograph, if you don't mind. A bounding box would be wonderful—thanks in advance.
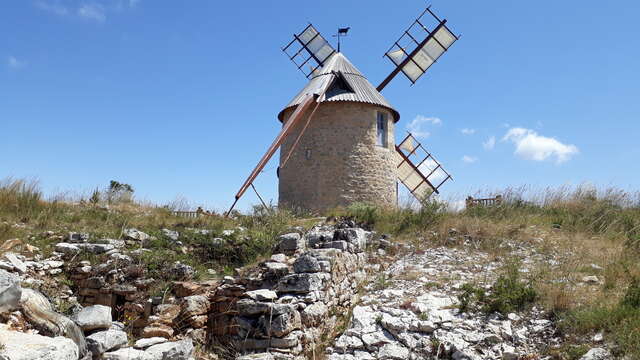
[2,178,640,358]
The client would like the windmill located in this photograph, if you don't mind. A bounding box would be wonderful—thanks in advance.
[227,5,459,214]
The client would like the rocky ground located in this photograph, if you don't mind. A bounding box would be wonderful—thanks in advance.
[0,219,618,360]
[0,228,204,360]
[325,240,612,360]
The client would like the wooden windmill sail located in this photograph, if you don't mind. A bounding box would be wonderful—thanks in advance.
[227,6,459,214]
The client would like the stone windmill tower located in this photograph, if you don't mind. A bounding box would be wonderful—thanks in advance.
[227,6,458,214]
[277,52,400,212]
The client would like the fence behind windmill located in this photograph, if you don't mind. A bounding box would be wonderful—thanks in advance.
[465,195,503,208]
[171,208,214,218]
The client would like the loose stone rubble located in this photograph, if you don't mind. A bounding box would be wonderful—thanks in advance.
[0,221,618,360]
[325,246,565,360]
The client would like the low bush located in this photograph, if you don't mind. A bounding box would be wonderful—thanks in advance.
[562,278,640,358]
[457,261,537,314]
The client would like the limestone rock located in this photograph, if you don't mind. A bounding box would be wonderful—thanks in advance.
[263,262,289,277]
[179,295,209,317]
[54,243,80,256]
[141,324,174,339]
[305,229,334,249]
[162,229,180,242]
[86,329,128,356]
[169,262,194,280]
[4,253,26,274]
[270,253,288,263]
[134,337,168,349]
[19,288,88,357]
[277,273,327,293]
[143,339,194,360]
[277,233,304,253]
[76,243,115,254]
[245,289,278,301]
[0,269,21,313]
[293,254,322,273]
[334,228,368,251]
[67,232,90,243]
[334,335,365,353]
[579,348,612,360]
[301,302,328,326]
[72,305,112,331]
[102,347,146,360]
[237,353,275,360]
[124,228,150,242]
[267,308,301,337]
[325,241,349,251]
[377,343,409,360]
[173,282,202,297]
[237,299,272,316]
[0,325,79,360]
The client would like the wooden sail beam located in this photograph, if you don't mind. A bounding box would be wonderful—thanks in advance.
[225,93,316,216]
[280,73,337,168]
[376,20,446,93]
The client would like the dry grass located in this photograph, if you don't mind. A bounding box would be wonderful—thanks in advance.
[335,185,640,358]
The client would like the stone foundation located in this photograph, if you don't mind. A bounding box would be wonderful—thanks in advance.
[208,223,371,359]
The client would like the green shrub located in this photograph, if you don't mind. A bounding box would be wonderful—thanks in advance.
[457,261,536,314]
[621,278,640,309]
[457,283,486,313]
[329,199,447,235]
[562,279,640,358]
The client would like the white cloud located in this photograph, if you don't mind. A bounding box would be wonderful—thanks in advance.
[483,136,496,150]
[460,128,475,135]
[35,1,69,16]
[502,127,579,164]
[462,155,477,163]
[78,3,106,22]
[7,56,26,69]
[407,115,441,138]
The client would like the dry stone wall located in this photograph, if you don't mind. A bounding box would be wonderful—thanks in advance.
[279,102,397,213]
[209,221,371,359]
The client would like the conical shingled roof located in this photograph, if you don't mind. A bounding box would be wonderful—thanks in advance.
[278,53,400,122]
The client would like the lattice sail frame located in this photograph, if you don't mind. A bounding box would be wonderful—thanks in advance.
[282,24,336,79]
[384,7,458,84]
[395,133,452,201]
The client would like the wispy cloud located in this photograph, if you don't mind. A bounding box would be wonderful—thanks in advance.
[407,115,441,138]
[36,1,138,22]
[460,128,475,135]
[35,1,69,16]
[7,56,26,70]
[502,127,579,164]
[78,3,106,22]
[483,136,496,150]
[462,155,477,163]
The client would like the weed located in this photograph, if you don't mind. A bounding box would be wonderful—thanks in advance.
[562,279,640,357]
[458,261,536,314]
[373,273,392,291]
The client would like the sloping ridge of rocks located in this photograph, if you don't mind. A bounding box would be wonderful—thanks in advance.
[324,242,613,360]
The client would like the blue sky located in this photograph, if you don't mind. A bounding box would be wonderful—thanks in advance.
[1,1,639,211]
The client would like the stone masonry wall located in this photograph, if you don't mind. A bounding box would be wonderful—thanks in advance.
[208,222,370,359]
[279,102,397,213]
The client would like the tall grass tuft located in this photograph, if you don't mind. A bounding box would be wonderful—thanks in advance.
[327,199,447,235]
[0,178,45,222]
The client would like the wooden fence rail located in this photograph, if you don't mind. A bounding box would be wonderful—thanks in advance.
[171,211,202,218]
[465,195,503,208]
